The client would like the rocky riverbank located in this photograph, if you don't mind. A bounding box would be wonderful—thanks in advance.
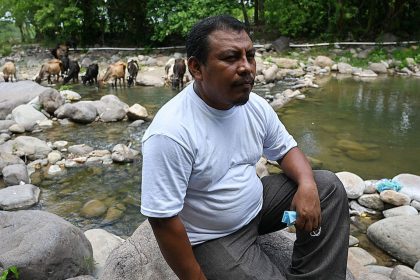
[1,44,420,279]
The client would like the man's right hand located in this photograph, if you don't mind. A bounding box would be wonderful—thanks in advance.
[149,216,207,280]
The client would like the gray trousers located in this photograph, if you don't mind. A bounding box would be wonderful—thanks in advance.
[193,170,350,280]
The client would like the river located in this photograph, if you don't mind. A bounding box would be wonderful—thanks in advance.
[30,75,420,265]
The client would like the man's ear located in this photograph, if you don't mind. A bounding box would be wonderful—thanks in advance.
[187,57,203,81]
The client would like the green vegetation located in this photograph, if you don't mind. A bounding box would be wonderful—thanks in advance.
[0,21,20,56]
[0,266,19,280]
[0,0,418,48]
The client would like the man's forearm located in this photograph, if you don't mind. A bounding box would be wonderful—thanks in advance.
[149,216,206,280]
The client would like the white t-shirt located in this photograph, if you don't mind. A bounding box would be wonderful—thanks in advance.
[141,83,297,245]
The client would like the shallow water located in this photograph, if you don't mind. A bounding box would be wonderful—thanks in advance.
[31,77,419,262]
[276,75,419,179]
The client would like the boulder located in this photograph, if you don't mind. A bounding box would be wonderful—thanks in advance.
[272,37,290,52]
[0,184,40,210]
[314,56,334,68]
[0,210,93,280]
[367,216,420,266]
[0,152,24,176]
[12,135,52,160]
[393,174,420,201]
[84,229,124,277]
[11,104,48,131]
[0,81,46,119]
[55,101,97,124]
[100,220,355,280]
[336,171,365,199]
[2,163,29,186]
[39,87,65,114]
[127,104,148,121]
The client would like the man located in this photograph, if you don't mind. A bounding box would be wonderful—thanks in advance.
[141,15,349,280]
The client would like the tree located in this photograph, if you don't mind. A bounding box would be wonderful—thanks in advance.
[146,0,239,43]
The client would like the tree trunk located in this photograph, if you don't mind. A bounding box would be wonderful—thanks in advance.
[254,0,259,25]
[240,0,250,29]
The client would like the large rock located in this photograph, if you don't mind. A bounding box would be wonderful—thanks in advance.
[84,229,124,277]
[0,210,93,280]
[272,36,290,52]
[127,104,148,121]
[0,152,24,176]
[91,95,128,122]
[55,101,97,124]
[39,87,65,114]
[12,136,52,160]
[100,220,354,280]
[2,163,29,186]
[314,56,334,68]
[367,216,420,266]
[0,184,40,210]
[0,81,47,119]
[336,171,365,199]
[11,104,48,131]
[393,174,420,201]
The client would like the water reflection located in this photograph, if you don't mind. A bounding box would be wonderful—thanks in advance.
[278,76,420,179]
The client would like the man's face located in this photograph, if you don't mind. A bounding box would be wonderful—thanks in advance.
[193,29,256,110]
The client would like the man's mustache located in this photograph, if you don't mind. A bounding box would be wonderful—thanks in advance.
[232,76,255,86]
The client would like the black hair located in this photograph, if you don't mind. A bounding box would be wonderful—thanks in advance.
[186,15,248,65]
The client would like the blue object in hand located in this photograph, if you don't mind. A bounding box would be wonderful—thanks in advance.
[282,211,297,226]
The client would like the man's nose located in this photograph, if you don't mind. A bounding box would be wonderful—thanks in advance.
[237,56,253,75]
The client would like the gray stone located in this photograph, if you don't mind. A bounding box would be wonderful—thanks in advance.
[390,265,420,280]
[349,235,359,246]
[358,193,384,210]
[380,190,411,206]
[0,120,16,130]
[111,144,139,163]
[348,247,377,266]
[272,36,290,52]
[411,200,420,211]
[358,272,391,280]
[66,276,97,280]
[0,210,93,280]
[369,63,388,74]
[364,180,378,194]
[0,81,46,119]
[84,229,124,277]
[55,101,97,124]
[336,171,365,199]
[39,87,65,114]
[2,163,29,186]
[349,200,381,216]
[127,104,148,121]
[367,216,420,266]
[12,135,52,160]
[11,104,48,131]
[383,205,418,218]
[414,260,420,274]
[68,144,94,156]
[366,265,393,277]
[0,184,40,210]
[0,152,24,176]
[394,174,420,201]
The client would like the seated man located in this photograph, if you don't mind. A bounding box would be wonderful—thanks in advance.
[141,15,349,280]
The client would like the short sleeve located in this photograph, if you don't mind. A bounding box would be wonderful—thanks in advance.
[262,106,297,161]
[141,134,193,218]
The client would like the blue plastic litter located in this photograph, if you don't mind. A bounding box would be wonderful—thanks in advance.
[376,179,402,192]
[282,211,297,226]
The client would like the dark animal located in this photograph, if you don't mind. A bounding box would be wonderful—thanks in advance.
[59,54,70,76]
[2,61,17,82]
[100,61,126,87]
[63,60,80,84]
[35,59,62,84]
[127,60,139,87]
[81,63,99,85]
[51,44,69,59]
[172,58,187,90]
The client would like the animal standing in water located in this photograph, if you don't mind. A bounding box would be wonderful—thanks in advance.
[127,60,139,87]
